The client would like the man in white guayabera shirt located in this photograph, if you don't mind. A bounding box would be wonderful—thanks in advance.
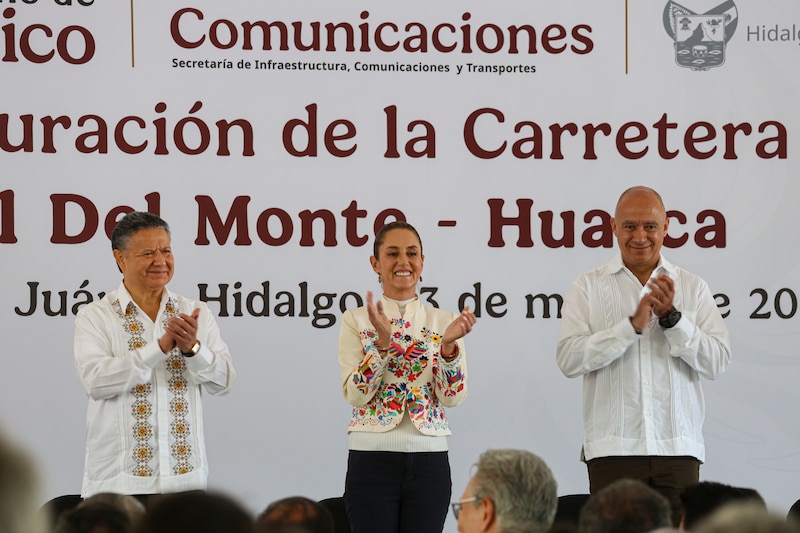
[556,186,730,527]
[74,211,235,498]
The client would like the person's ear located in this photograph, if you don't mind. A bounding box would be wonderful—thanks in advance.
[113,249,125,271]
[370,255,379,273]
[479,497,496,532]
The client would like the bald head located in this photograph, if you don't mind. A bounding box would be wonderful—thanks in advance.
[615,187,665,218]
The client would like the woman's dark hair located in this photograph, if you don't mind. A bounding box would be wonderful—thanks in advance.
[372,221,422,258]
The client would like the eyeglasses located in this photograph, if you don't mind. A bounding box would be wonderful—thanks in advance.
[451,496,479,519]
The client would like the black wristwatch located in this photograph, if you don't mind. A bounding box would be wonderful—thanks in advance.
[658,309,682,329]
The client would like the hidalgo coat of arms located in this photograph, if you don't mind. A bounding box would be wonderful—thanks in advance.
[663,0,738,70]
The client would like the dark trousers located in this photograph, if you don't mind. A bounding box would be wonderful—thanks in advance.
[587,455,700,527]
[345,450,451,533]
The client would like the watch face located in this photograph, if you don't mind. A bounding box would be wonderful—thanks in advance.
[661,310,681,328]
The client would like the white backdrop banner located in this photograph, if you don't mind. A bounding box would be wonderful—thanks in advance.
[2,0,799,527]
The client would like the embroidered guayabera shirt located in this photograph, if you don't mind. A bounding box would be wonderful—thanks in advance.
[74,283,235,497]
[556,254,731,463]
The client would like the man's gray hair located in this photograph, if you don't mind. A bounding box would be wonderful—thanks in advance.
[471,449,558,533]
[111,211,170,252]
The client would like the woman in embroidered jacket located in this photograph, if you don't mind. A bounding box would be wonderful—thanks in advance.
[338,221,477,533]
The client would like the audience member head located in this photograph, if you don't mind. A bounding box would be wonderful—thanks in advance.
[456,448,558,533]
[693,502,800,533]
[54,493,146,533]
[680,481,765,530]
[789,499,800,525]
[551,494,591,528]
[546,522,579,533]
[578,478,671,533]
[53,502,132,533]
[255,496,334,533]
[134,490,253,533]
[0,430,46,533]
[80,493,145,523]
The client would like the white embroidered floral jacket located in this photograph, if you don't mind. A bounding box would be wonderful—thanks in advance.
[338,298,468,436]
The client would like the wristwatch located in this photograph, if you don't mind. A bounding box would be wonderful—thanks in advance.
[181,340,201,357]
[658,309,682,329]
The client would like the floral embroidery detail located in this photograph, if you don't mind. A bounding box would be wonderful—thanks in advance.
[161,299,194,476]
[444,367,466,395]
[359,329,379,343]
[116,300,147,351]
[352,354,377,395]
[390,318,411,330]
[392,342,428,383]
[421,327,442,347]
[168,377,187,392]
[131,383,154,477]
[115,300,155,477]
[170,421,190,437]
[349,383,406,427]
[406,386,427,420]
[348,318,464,433]
[114,297,195,478]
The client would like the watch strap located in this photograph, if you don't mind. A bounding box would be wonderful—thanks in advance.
[181,340,201,357]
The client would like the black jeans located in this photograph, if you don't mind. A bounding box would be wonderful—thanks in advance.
[345,450,451,533]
